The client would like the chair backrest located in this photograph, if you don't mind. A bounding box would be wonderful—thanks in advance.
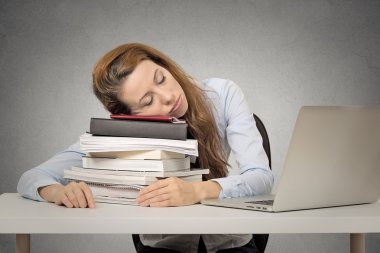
[253,113,271,169]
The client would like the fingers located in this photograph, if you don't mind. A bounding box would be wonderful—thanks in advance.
[137,185,170,203]
[149,198,171,207]
[78,182,96,208]
[56,182,95,208]
[137,178,173,203]
[139,193,171,207]
[66,189,80,208]
[137,177,190,207]
[139,178,171,196]
[58,194,74,208]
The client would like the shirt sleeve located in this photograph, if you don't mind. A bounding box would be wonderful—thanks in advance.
[17,142,84,201]
[211,80,274,198]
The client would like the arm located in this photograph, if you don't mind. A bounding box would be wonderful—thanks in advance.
[211,79,274,198]
[136,178,221,207]
[17,142,95,208]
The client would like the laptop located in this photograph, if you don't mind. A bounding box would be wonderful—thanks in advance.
[202,106,380,212]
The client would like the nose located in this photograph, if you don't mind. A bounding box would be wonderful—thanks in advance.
[158,90,176,105]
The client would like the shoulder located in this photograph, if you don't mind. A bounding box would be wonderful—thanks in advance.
[198,78,243,101]
[195,78,247,128]
[200,78,240,93]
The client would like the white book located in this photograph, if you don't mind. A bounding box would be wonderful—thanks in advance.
[87,150,185,160]
[67,181,143,205]
[93,196,138,205]
[79,133,198,156]
[82,156,191,172]
[72,166,209,177]
[64,169,202,185]
[87,182,143,199]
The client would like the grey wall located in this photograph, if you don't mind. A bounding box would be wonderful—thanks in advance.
[1,0,379,252]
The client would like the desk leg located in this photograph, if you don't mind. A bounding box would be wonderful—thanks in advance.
[350,233,365,253]
[16,234,30,253]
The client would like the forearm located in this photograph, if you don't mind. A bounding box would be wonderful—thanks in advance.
[17,169,62,201]
[212,168,274,198]
[192,180,222,202]
[38,184,64,202]
[17,141,84,201]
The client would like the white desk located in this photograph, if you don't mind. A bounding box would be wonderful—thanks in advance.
[1,193,379,253]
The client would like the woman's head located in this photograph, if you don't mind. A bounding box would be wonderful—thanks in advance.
[117,60,188,118]
[92,43,190,117]
[92,43,228,179]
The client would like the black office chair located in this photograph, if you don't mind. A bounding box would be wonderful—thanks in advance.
[250,113,271,253]
[132,113,271,253]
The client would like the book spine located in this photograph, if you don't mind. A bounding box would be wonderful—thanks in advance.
[85,182,144,190]
[90,118,188,140]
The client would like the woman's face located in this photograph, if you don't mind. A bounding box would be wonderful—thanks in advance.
[118,60,189,118]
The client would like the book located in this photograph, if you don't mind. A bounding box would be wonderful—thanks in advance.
[63,169,202,185]
[79,133,198,156]
[87,150,185,160]
[72,166,209,177]
[77,182,143,206]
[89,118,188,140]
[82,156,191,172]
[93,195,138,205]
[87,182,143,199]
[110,114,186,123]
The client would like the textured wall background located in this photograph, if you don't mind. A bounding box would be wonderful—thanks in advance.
[1,0,379,252]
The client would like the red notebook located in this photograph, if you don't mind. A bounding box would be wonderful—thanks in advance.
[110,114,186,123]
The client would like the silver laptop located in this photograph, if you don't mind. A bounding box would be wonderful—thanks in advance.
[202,106,380,212]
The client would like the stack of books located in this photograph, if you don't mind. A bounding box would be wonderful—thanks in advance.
[63,115,207,205]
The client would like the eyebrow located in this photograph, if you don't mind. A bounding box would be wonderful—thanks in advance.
[138,68,158,104]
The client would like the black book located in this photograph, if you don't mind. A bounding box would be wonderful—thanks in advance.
[89,118,188,140]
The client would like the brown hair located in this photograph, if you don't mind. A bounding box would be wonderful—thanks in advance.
[92,43,228,179]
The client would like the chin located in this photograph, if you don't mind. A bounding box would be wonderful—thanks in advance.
[177,108,188,118]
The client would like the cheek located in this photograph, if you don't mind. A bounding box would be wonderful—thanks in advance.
[183,97,189,112]
[167,75,181,90]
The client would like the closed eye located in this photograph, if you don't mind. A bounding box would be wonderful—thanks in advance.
[144,96,153,106]
[158,75,166,84]
[155,69,166,85]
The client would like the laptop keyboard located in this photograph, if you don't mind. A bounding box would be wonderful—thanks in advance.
[245,200,274,205]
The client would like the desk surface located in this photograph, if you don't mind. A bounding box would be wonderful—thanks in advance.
[1,193,380,234]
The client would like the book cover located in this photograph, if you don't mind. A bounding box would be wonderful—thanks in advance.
[82,156,191,172]
[93,196,138,205]
[64,170,160,185]
[68,182,142,205]
[72,166,209,177]
[90,118,188,140]
[87,182,143,199]
[110,114,186,123]
[87,150,185,160]
[63,169,202,185]
[79,133,198,156]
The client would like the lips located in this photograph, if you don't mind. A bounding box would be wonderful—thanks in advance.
[170,95,181,114]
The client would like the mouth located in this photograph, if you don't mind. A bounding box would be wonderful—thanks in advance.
[169,95,182,114]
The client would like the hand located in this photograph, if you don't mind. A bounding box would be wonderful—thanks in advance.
[136,177,222,207]
[38,182,95,208]
[136,177,199,207]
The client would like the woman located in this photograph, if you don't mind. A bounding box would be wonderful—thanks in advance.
[18,43,274,252]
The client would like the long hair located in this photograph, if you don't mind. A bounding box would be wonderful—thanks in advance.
[92,43,228,179]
